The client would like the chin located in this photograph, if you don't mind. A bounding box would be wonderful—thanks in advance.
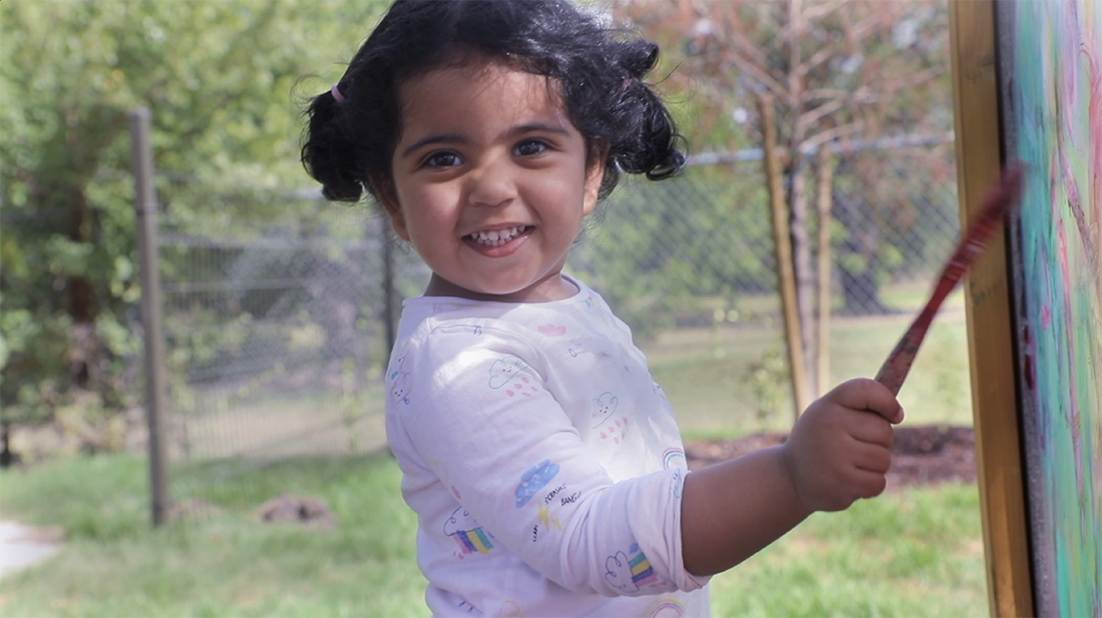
[480,285,530,299]
[469,277,535,297]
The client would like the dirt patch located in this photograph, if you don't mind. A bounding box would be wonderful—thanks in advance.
[255,494,336,528]
[686,425,976,489]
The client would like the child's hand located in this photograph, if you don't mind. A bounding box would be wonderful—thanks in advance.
[782,378,904,512]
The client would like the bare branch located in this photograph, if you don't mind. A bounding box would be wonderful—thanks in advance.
[797,98,848,128]
[705,24,796,105]
[800,44,850,78]
[693,0,786,90]
[804,87,857,102]
[802,122,867,152]
[793,10,884,79]
[843,15,887,43]
[801,0,850,22]
[873,66,948,93]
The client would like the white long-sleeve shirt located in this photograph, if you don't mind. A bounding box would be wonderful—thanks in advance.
[385,277,711,617]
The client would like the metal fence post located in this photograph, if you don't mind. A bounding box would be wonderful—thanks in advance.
[381,217,397,373]
[129,107,170,526]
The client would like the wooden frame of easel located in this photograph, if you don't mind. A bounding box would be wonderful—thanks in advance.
[948,1,1034,616]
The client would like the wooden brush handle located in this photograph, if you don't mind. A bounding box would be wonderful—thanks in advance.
[875,165,1023,395]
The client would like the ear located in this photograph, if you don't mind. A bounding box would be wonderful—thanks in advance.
[582,147,608,217]
[371,177,411,241]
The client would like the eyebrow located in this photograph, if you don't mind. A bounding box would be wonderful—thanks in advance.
[400,133,465,159]
[516,123,571,138]
[398,123,571,159]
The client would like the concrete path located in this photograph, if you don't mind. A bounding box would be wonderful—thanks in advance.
[0,521,60,580]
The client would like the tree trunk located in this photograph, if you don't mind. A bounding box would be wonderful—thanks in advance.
[786,156,816,396]
[815,148,834,394]
[758,94,811,421]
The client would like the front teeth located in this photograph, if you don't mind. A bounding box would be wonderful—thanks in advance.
[469,226,525,247]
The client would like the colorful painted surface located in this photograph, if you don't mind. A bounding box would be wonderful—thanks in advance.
[1006,0,1102,615]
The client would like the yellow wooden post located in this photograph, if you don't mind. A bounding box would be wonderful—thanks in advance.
[948,1,1034,615]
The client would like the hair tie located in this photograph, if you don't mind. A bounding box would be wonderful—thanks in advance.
[331,83,346,104]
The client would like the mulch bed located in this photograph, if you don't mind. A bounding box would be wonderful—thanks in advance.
[685,425,976,490]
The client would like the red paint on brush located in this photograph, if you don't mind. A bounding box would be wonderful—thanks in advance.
[875,165,1024,396]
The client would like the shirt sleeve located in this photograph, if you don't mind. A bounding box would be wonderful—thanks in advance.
[388,321,710,597]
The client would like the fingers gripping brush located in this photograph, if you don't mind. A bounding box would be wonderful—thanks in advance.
[875,165,1024,396]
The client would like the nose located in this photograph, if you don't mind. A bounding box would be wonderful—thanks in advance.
[466,155,516,207]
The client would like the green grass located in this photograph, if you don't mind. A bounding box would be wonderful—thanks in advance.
[0,453,428,618]
[709,484,988,617]
[169,298,971,454]
[0,285,983,616]
[643,289,973,440]
[829,308,971,425]
[0,454,986,617]
[112,286,971,466]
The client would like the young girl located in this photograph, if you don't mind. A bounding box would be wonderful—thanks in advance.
[302,1,903,615]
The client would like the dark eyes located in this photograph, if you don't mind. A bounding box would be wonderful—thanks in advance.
[424,151,462,168]
[420,139,550,169]
[514,139,549,157]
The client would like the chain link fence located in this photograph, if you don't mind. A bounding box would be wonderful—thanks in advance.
[153,138,960,505]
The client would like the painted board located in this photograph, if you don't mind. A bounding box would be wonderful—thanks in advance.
[996,0,1102,615]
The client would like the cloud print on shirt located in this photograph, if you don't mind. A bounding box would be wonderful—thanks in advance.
[515,459,560,508]
[443,506,495,555]
[488,355,530,389]
[604,543,660,592]
[591,392,619,428]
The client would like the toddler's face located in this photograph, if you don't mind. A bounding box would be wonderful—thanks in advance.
[382,59,604,302]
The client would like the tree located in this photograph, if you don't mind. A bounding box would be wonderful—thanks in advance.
[0,0,388,436]
[611,0,952,397]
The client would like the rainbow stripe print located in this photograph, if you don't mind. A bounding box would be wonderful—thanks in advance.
[662,447,686,470]
[454,527,494,554]
[628,543,659,587]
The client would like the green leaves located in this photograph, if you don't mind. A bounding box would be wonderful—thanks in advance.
[0,0,389,427]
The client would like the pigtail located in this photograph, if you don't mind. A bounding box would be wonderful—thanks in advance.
[624,94,686,182]
[620,39,658,81]
[301,84,365,203]
[611,41,686,181]
[565,36,684,198]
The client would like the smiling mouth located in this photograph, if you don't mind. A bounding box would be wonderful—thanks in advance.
[466,226,532,247]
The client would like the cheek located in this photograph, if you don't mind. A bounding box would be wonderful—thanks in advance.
[539,171,589,208]
[401,181,458,212]
[393,187,437,226]
[399,193,457,247]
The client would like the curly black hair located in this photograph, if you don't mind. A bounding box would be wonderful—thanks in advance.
[301,0,685,204]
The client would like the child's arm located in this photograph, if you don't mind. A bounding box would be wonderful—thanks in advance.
[679,378,904,576]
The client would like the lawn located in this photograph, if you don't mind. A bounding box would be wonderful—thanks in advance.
[111,285,973,507]
[0,453,987,617]
[0,453,427,618]
[642,289,973,439]
[164,301,971,459]
[0,286,985,616]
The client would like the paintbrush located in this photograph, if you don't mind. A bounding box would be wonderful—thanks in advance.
[875,165,1024,396]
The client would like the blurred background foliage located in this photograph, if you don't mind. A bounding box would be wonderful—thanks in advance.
[1,0,955,459]
[0,0,390,430]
